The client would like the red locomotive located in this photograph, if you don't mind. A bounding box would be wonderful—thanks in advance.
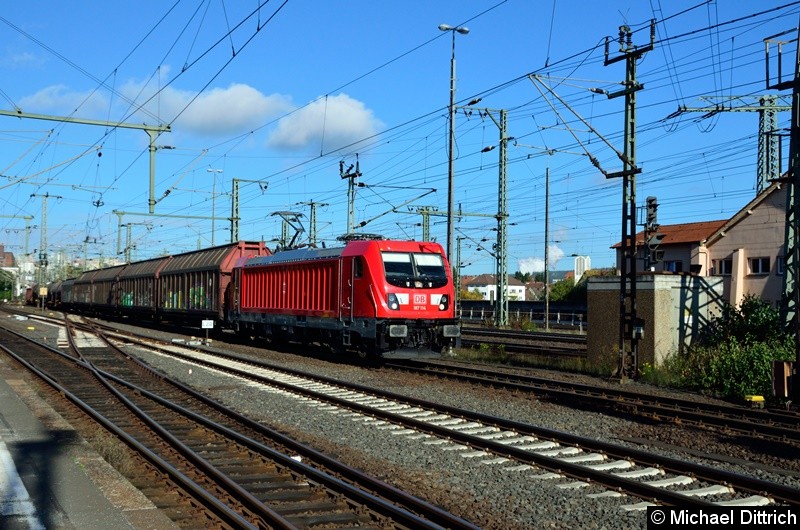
[231,237,460,357]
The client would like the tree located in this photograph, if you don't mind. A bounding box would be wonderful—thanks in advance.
[513,271,532,283]
[0,270,14,301]
[460,288,485,300]
[548,278,575,302]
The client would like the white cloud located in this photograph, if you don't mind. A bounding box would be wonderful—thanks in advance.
[267,93,383,152]
[15,73,379,152]
[162,83,291,135]
[121,75,292,136]
[19,85,110,116]
[548,245,565,265]
[6,51,39,68]
[518,245,566,274]
[518,257,544,274]
[18,75,292,139]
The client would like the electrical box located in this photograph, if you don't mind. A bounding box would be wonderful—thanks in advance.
[772,361,793,398]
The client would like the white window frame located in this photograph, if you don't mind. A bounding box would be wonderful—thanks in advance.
[713,259,733,276]
[748,257,770,276]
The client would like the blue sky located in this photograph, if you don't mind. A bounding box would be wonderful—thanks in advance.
[1,1,799,277]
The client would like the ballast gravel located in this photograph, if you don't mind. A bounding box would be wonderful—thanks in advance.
[112,329,800,530]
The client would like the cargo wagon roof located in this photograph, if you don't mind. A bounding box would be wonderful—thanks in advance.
[118,256,171,279]
[91,264,128,281]
[160,241,267,274]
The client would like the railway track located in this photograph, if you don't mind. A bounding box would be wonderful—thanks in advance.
[66,324,800,509]
[460,326,587,359]
[461,326,587,345]
[385,359,800,446]
[0,317,477,529]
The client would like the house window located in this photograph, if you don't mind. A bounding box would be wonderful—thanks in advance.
[748,257,770,275]
[778,256,785,276]
[663,260,683,273]
[713,259,733,276]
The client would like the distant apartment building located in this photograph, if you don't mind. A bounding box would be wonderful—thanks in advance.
[0,244,16,267]
[462,274,527,301]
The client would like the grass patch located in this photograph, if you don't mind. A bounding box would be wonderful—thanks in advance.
[84,429,136,476]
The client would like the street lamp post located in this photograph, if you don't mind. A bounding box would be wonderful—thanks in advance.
[439,23,469,268]
[207,168,223,246]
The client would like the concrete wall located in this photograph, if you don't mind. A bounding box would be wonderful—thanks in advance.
[587,274,725,369]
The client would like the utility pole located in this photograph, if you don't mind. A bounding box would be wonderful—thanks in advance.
[676,95,789,194]
[230,178,268,242]
[30,192,62,284]
[768,24,800,402]
[473,107,512,327]
[545,167,550,331]
[456,236,465,298]
[206,168,223,246]
[340,157,362,235]
[495,109,510,328]
[439,23,470,268]
[297,200,328,247]
[0,214,34,257]
[603,22,655,381]
[121,222,153,262]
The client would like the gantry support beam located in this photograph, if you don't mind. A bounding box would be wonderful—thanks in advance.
[0,109,170,213]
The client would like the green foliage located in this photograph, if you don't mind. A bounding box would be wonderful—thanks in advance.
[547,278,574,301]
[459,288,484,301]
[543,276,589,304]
[509,315,537,331]
[651,335,793,398]
[0,270,13,300]
[513,271,532,283]
[700,293,782,345]
[640,294,794,399]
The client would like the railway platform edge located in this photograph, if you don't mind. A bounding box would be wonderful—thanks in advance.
[0,353,178,530]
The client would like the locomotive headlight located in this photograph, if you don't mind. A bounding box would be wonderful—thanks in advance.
[387,293,400,310]
[438,294,449,311]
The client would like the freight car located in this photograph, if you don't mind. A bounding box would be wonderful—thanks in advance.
[65,241,269,323]
[230,238,460,357]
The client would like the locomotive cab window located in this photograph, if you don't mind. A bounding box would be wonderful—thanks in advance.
[382,252,448,288]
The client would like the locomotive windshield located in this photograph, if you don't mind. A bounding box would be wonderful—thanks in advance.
[382,252,448,288]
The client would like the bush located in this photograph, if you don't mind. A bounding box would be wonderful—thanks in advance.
[641,294,794,399]
[700,293,783,345]
[666,335,793,398]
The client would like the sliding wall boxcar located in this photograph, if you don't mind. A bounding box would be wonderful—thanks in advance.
[158,241,269,322]
[90,264,128,311]
[72,269,100,308]
[117,256,171,317]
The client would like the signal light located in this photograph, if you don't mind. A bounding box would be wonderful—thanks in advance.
[646,196,658,227]
[647,233,665,250]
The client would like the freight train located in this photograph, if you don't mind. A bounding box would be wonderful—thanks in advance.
[40,238,460,358]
